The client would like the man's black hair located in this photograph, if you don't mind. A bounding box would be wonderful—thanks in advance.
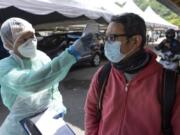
[111,13,146,48]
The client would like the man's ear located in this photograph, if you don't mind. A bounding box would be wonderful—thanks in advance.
[131,35,142,48]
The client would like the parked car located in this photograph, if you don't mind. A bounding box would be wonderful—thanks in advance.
[35,32,44,41]
[37,32,103,66]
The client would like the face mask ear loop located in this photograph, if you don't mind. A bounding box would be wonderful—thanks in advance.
[13,34,22,51]
[121,34,142,61]
[121,47,141,63]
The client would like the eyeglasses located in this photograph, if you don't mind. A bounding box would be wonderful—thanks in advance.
[105,34,127,42]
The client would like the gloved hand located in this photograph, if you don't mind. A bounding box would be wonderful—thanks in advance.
[67,33,94,60]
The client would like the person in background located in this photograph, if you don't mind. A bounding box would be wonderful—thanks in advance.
[176,30,180,42]
[0,17,93,135]
[84,13,180,135]
[155,29,180,71]
[146,30,152,44]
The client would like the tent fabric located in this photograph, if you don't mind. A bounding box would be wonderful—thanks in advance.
[0,6,109,27]
[144,6,178,29]
[0,0,112,25]
[119,0,158,27]
[120,0,178,29]
[121,0,148,22]
[0,0,177,29]
[0,0,110,17]
[79,0,123,15]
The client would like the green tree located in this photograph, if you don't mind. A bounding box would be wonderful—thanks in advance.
[134,0,180,26]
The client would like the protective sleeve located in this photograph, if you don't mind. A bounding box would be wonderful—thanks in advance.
[0,49,76,96]
[84,67,102,135]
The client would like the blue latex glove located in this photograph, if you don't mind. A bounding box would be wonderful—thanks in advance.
[67,33,94,60]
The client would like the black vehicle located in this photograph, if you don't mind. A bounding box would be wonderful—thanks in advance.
[37,32,102,66]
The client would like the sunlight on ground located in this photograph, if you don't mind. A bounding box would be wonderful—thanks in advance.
[68,122,85,135]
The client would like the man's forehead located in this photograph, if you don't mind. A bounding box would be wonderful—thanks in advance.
[106,22,124,35]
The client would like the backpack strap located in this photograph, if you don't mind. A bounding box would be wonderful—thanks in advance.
[96,62,111,122]
[162,69,177,135]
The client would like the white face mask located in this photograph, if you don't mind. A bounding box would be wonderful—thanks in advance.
[18,38,37,58]
[104,41,125,63]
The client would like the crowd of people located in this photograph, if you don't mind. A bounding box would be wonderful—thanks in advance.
[0,13,179,135]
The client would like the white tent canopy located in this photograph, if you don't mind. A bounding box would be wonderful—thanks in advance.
[120,0,156,27]
[121,0,148,21]
[79,0,123,15]
[0,0,178,30]
[144,6,178,29]
[118,0,178,29]
[99,2,123,15]
[0,0,112,26]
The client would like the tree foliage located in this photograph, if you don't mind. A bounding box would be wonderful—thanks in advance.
[134,0,180,26]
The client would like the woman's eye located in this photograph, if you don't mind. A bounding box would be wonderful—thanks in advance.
[23,39,28,43]
[20,38,28,45]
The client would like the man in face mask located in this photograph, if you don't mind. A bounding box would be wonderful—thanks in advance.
[104,14,149,73]
[0,17,94,135]
[84,13,180,135]
[155,29,180,71]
